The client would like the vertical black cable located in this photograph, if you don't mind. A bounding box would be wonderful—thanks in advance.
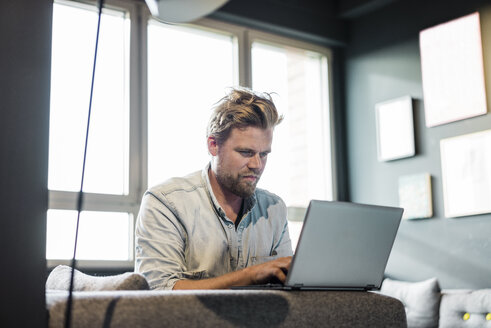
[64,0,104,327]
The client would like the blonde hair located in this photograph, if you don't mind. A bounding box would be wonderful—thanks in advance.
[207,88,283,145]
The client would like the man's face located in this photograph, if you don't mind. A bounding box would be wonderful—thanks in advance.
[209,126,273,198]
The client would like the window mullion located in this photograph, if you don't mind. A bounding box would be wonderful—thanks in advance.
[129,1,148,203]
[49,190,140,213]
[130,1,149,264]
[323,56,337,201]
[238,29,252,88]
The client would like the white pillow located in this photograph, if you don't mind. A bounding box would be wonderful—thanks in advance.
[46,265,149,291]
[380,277,441,328]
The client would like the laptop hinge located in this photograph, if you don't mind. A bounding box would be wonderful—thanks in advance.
[292,284,303,290]
[365,284,377,291]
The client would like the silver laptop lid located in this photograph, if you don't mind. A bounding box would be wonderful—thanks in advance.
[285,200,403,290]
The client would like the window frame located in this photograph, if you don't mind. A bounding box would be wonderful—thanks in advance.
[246,29,337,203]
[47,0,336,270]
[47,0,146,270]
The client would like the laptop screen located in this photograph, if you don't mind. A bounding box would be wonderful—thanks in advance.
[286,200,403,290]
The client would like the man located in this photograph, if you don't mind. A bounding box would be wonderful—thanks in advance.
[135,88,293,290]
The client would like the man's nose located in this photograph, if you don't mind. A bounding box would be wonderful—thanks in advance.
[248,153,262,169]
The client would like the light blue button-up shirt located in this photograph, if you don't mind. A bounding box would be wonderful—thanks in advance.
[135,164,293,290]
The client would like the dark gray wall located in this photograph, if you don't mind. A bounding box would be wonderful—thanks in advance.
[345,0,491,288]
[0,0,52,325]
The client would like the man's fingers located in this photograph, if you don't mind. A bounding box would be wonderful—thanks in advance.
[269,257,291,283]
[276,256,292,271]
[274,267,287,283]
[249,256,293,284]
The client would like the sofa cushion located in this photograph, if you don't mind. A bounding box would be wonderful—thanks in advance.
[380,277,441,328]
[439,289,491,328]
[46,265,149,291]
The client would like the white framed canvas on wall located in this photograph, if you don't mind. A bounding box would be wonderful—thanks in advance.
[440,130,491,218]
[375,95,415,162]
[419,12,487,127]
[398,173,433,220]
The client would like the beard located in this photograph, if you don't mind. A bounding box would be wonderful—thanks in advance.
[215,168,261,198]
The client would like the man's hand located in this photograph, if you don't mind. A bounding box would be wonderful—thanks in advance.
[245,256,292,285]
[173,256,292,290]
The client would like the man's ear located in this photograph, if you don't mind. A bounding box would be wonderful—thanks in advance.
[207,136,218,156]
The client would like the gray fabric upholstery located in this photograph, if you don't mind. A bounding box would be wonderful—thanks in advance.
[46,289,407,328]
[380,277,441,328]
[439,289,491,328]
[46,265,149,291]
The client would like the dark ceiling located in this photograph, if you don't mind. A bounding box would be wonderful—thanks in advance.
[211,0,402,46]
[142,0,403,46]
[219,0,401,20]
[256,0,400,19]
[335,0,400,18]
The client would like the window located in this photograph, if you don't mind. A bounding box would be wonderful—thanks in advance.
[251,36,333,249]
[47,210,132,260]
[251,39,332,207]
[147,21,237,187]
[49,1,130,195]
[48,0,136,267]
[48,0,334,267]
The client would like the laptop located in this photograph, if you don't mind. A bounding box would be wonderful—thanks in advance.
[233,200,403,291]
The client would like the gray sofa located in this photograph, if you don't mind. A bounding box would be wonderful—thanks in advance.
[45,266,407,327]
[46,266,491,328]
[379,277,491,328]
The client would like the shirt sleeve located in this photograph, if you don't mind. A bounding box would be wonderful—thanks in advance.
[134,191,188,290]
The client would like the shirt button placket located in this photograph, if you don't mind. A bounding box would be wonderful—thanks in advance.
[226,222,238,270]
[237,227,243,269]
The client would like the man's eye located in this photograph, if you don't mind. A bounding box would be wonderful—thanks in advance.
[239,151,253,157]
[259,152,268,158]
